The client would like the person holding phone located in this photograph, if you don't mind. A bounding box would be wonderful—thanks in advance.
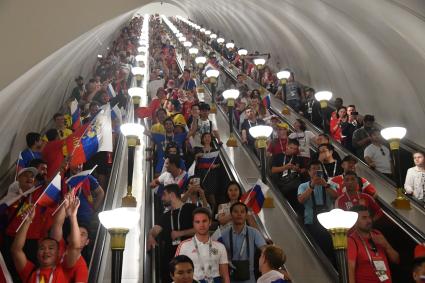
[181,176,210,210]
[298,160,338,265]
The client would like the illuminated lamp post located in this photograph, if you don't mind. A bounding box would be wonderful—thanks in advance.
[238,48,248,73]
[318,209,358,283]
[253,58,266,84]
[210,33,218,40]
[206,69,220,113]
[128,87,143,114]
[97,54,103,59]
[277,70,291,114]
[314,91,333,131]
[135,55,145,67]
[137,46,148,53]
[120,123,144,207]
[226,42,235,51]
[249,125,273,182]
[204,30,212,42]
[188,47,199,70]
[98,208,139,283]
[131,67,145,87]
[222,89,240,147]
[381,127,410,209]
[195,56,207,79]
[200,28,206,41]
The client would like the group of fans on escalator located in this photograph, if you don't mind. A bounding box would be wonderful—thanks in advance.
[0,15,145,283]
[139,17,424,282]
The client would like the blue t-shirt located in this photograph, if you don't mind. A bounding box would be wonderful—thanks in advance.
[297,181,336,225]
[151,132,187,173]
[221,225,266,283]
[18,149,42,168]
[76,175,100,223]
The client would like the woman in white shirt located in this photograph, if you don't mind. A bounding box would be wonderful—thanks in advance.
[405,152,425,201]
[288,119,316,161]
[216,182,257,229]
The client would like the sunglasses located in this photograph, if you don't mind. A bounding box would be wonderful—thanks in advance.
[380,148,386,156]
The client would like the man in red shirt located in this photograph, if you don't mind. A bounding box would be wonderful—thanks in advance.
[335,171,383,220]
[348,205,399,283]
[329,155,377,197]
[11,195,81,283]
[50,193,89,283]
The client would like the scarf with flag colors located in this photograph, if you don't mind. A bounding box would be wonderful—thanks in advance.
[240,179,269,214]
[262,93,271,109]
[35,173,62,208]
[107,83,116,98]
[196,150,220,170]
[70,99,81,130]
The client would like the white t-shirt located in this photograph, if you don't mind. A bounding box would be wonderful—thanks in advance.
[158,170,188,186]
[364,144,392,174]
[175,236,228,281]
[257,270,286,283]
[288,131,315,158]
[192,118,218,147]
[404,166,425,200]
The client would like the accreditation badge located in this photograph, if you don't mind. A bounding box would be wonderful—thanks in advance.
[373,259,389,282]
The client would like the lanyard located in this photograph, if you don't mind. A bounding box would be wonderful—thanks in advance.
[321,161,337,179]
[193,237,213,281]
[356,232,385,277]
[170,204,185,231]
[248,120,257,128]
[36,267,56,283]
[278,139,285,154]
[229,226,250,259]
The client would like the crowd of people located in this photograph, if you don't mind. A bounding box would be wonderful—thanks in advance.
[1,13,425,283]
[0,15,146,283]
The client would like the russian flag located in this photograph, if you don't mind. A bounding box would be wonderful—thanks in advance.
[196,151,219,169]
[35,173,62,207]
[70,99,81,130]
[262,94,271,109]
[67,104,113,167]
[107,83,116,98]
[66,165,97,194]
[187,161,196,177]
[177,172,189,189]
[240,179,269,214]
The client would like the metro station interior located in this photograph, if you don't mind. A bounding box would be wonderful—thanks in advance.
[1,1,425,283]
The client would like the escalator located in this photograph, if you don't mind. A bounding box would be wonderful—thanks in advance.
[165,19,424,282]
[161,20,338,282]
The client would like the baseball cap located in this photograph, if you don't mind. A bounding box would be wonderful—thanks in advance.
[276,122,289,129]
[17,167,38,178]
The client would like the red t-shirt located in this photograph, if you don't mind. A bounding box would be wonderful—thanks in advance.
[58,239,88,283]
[6,188,53,239]
[348,230,392,283]
[329,175,377,197]
[330,116,342,142]
[335,192,383,218]
[18,261,69,283]
[267,138,287,155]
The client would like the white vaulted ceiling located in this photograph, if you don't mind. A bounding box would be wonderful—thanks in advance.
[1,0,425,169]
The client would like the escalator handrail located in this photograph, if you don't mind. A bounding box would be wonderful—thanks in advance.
[190,36,425,219]
[166,29,340,281]
[87,98,132,282]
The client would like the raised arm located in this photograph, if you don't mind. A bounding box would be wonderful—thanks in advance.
[64,195,82,268]
[11,206,35,272]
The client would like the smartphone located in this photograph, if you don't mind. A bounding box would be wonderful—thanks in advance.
[192,178,200,186]
[316,170,324,178]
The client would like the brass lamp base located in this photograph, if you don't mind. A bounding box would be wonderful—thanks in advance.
[109,228,129,250]
[392,188,411,209]
[122,194,137,208]
[127,136,138,147]
[281,106,290,115]
[132,96,141,106]
[210,103,217,114]
[226,134,238,147]
[320,101,328,108]
[328,228,349,249]
[263,193,274,208]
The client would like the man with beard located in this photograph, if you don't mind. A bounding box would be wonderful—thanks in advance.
[148,184,196,283]
[28,159,48,187]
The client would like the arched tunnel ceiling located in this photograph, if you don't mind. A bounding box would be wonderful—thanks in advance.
[1,0,425,169]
